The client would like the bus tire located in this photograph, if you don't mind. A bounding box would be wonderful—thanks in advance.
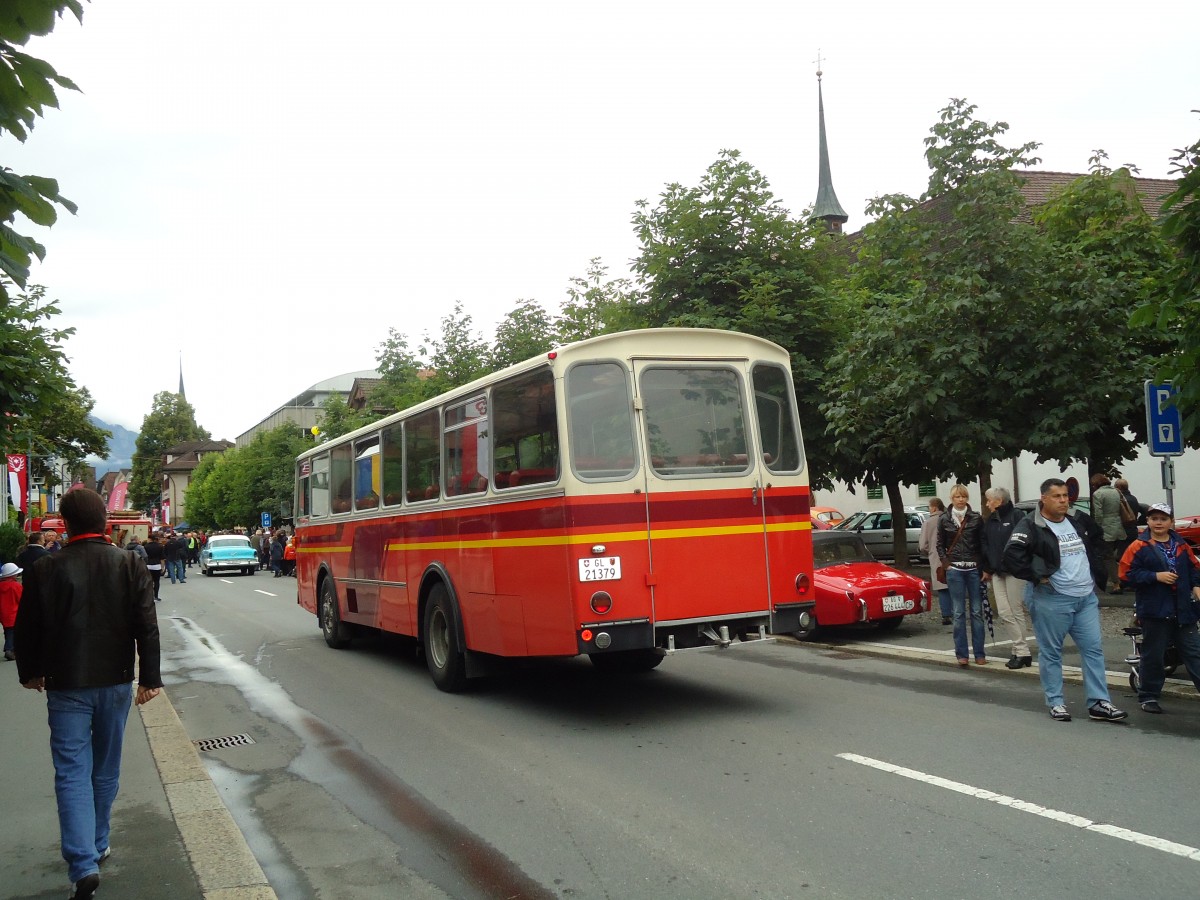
[320,578,352,649]
[423,584,467,692]
[589,649,663,674]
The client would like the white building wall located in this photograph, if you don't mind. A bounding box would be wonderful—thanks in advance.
[814,443,1200,516]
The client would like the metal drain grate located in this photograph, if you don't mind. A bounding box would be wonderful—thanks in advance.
[194,733,256,752]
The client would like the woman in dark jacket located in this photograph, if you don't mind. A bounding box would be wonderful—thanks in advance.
[937,484,986,666]
[981,487,1032,668]
[270,532,285,577]
[142,533,166,601]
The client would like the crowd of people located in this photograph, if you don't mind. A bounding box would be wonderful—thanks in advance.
[919,477,1200,722]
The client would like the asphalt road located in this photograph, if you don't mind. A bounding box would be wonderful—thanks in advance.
[153,571,1200,899]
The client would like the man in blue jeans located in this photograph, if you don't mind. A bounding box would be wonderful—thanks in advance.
[15,488,162,899]
[1003,477,1127,723]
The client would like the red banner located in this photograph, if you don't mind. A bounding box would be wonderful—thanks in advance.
[108,481,129,510]
[7,454,28,513]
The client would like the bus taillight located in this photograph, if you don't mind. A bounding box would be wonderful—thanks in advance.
[590,591,613,615]
[794,573,811,596]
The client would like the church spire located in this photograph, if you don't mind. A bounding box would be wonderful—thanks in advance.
[178,354,186,399]
[810,55,848,232]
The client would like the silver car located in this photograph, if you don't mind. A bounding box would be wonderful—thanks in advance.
[832,507,929,561]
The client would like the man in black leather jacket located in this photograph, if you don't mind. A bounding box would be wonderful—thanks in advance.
[1003,478,1126,724]
[15,488,162,900]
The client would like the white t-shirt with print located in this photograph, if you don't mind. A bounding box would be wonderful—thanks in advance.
[1046,517,1094,597]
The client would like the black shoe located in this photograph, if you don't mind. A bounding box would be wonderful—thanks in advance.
[70,872,100,899]
[1005,655,1032,669]
[1140,700,1164,714]
[941,617,952,626]
[1088,700,1128,722]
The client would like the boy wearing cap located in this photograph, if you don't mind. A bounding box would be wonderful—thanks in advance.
[1118,502,1200,713]
[0,562,21,660]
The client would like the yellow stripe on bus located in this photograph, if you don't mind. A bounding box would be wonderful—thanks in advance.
[383,519,809,553]
[298,520,809,556]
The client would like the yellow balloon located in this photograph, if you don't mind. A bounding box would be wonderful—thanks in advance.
[310,426,320,436]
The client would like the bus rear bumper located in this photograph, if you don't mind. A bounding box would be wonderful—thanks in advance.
[578,603,815,656]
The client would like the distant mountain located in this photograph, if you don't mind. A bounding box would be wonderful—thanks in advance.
[88,416,138,474]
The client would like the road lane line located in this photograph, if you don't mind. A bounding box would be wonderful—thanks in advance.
[254,589,277,596]
[837,752,1200,861]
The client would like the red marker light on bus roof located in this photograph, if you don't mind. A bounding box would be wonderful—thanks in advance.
[547,351,558,360]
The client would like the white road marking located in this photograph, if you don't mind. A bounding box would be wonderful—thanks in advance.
[254,590,277,596]
[838,753,1200,861]
[219,579,235,584]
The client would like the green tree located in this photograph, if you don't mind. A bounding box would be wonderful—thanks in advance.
[1033,156,1176,467]
[372,330,428,415]
[632,149,847,484]
[555,258,645,343]
[419,301,491,397]
[1131,126,1200,439]
[1,285,108,485]
[491,298,555,369]
[0,1,83,299]
[128,391,209,511]
[186,425,308,529]
[315,393,374,442]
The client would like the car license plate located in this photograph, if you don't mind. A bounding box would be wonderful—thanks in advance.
[578,557,621,582]
[882,595,908,613]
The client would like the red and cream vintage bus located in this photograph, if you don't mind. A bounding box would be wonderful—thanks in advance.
[293,329,816,691]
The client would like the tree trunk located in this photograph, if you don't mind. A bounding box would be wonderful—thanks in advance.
[886,479,907,563]
[977,459,993,519]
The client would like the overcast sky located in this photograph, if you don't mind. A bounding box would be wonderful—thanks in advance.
[10,0,1199,445]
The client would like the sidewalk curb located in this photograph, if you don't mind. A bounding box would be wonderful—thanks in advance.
[781,636,1200,702]
[139,692,278,899]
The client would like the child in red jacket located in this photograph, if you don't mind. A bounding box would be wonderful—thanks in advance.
[0,562,22,661]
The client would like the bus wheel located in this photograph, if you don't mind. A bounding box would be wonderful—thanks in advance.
[424,584,467,692]
[589,649,663,674]
[320,579,351,649]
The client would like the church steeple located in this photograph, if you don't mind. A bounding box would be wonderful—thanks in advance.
[811,57,848,233]
[178,355,186,399]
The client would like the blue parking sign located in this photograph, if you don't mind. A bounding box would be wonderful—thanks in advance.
[1145,381,1183,456]
[261,511,272,528]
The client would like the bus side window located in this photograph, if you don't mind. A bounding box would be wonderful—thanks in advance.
[310,454,330,517]
[444,395,490,496]
[330,443,353,513]
[381,422,403,505]
[354,435,381,510]
[493,368,558,489]
[405,409,440,503]
[566,361,636,480]
[752,364,803,473]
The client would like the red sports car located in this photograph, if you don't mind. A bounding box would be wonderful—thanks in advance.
[1173,513,1200,550]
[801,530,930,636]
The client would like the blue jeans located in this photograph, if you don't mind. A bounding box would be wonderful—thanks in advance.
[1137,618,1200,702]
[936,588,952,619]
[47,684,134,883]
[1025,585,1110,708]
[168,558,186,583]
[947,567,986,660]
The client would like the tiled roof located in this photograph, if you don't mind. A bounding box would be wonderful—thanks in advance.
[164,439,234,455]
[1014,170,1176,221]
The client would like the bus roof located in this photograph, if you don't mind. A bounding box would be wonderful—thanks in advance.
[296,328,791,460]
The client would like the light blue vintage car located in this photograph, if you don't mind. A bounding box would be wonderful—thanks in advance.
[199,535,258,576]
